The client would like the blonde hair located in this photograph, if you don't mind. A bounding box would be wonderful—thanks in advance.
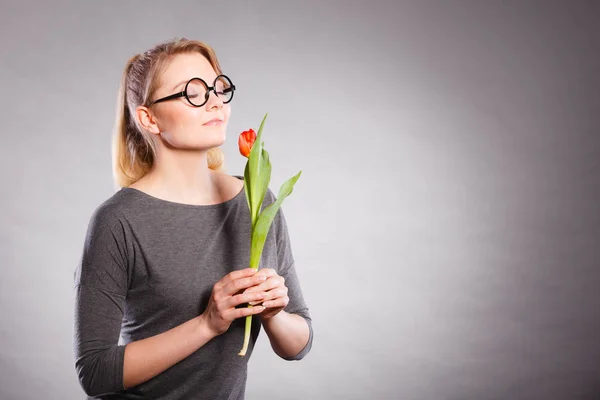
[112,38,225,188]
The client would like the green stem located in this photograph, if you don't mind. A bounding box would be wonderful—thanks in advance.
[239,227,261,357]
[238,306,253,356]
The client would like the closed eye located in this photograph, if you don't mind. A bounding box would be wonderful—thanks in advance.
[217,87,233,95]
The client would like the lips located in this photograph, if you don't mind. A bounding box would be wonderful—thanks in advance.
[203,117,224,126]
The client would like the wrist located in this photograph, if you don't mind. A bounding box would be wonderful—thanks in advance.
[196,314,219,341]
[260,310,285,327]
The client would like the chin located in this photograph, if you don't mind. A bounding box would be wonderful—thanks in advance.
[202,126,227,146]
[161,125,228,150]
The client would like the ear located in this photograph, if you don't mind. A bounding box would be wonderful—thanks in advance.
[136,106,161,135]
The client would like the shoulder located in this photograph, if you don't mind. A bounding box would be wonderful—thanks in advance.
[212,170,245,201]
[86,189,138,234]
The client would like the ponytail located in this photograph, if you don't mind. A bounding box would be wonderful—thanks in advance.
[112,55,151,188]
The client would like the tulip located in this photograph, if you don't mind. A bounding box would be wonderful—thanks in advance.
[238,128,256,158]
[237,113,301,356]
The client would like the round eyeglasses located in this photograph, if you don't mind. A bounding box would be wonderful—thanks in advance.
[150,75,236,107]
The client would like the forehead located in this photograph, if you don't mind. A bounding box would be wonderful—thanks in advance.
[159,53,217,89]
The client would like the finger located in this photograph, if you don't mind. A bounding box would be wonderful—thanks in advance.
[227,291,267,309]
[253,268,277,279]
[245,275,284,294]
[214,268,257,291]
[262,296,289,309]
[261,287,288,302]
[222,274,267,296]
[249,287,287,305]
[229,305,266,319]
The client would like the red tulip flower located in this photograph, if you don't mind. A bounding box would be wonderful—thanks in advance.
[238,128,257,158]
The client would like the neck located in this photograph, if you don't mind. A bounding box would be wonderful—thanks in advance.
[141,147,220,205]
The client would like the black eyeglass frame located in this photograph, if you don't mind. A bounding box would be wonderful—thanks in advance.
[150,74,236,107]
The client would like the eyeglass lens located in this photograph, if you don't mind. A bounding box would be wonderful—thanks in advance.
[186,76,234,106]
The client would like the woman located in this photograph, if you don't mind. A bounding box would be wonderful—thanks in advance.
[73,38,313,399]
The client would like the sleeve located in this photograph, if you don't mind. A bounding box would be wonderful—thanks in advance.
[73,206,129,396]
[269,191,314,361]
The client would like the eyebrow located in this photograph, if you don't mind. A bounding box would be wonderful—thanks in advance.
[170,79,189,92]
[169,76,219,92]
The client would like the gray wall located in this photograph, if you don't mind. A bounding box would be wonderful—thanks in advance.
[1,1,599,399]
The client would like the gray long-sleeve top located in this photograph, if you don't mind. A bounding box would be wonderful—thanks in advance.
[73,182,313,399]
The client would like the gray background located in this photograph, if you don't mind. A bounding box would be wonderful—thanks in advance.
[1,0,599,399]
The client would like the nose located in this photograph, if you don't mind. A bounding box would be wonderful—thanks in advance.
[205,88,223,110]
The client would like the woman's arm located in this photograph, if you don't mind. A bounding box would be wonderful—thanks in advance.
[245,267,313,360]
[122,269,267,389]
[121,315,213,389]
[260,310,311,359]
[75,267,267,396]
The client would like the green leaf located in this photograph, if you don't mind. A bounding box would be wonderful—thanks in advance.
[254,148,271,223]
[275,170,302,200]
[249,171,302,269]
[246,113,271,224]
[243,161,252,214]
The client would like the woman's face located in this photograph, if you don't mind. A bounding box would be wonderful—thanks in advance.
[147,53,231,150]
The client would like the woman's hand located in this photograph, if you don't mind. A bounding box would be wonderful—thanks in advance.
[244,268,289,320]
[200,268,268,336]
